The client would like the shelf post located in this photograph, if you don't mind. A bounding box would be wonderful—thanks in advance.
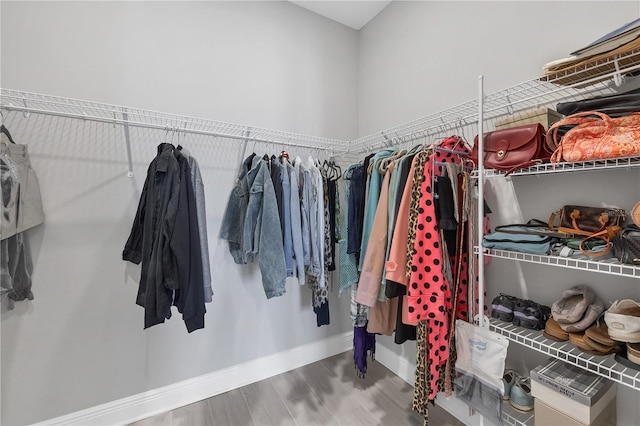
[477,75,485,327]
[122,108,134,178]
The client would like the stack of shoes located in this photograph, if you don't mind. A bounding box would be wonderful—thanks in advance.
[491,293,551,331]
[567,324,623,356]
[502,370,534,412]
[604,299,640,366]
[552,285,604,333]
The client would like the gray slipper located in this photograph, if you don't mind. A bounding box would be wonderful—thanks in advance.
[552,285,596,324]
[559,298,604,332]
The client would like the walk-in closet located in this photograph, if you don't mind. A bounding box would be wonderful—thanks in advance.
[2,2,640,426]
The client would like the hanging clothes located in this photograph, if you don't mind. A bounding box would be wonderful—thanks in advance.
[286,160,305,285]
[359,149,397,269]
[340,166,360,294]
[123,143,183,329]
[243,157,287,298]
[407,136,469,401]
[219,153,256,264]
[0,131,44,310]
[171,149,206,332]
[123,143,209,331]
[179,147,213,303]
[346,163,365,255]
[277,159,295,278]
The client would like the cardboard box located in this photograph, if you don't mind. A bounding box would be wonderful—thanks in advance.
[495,107,563,130]
[531,377,616,425]
[534,397,616,426]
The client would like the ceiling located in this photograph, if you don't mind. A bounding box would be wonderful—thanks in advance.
[289,1,392,30]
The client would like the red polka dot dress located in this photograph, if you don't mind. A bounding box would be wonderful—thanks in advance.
[407,136,468,401]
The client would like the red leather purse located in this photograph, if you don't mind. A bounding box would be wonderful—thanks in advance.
[470,123,551,174]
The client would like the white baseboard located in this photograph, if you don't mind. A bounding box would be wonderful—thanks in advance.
[38,331,352,426]
[375,342,487,426]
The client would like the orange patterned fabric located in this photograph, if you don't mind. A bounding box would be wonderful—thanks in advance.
[547,111,640,163]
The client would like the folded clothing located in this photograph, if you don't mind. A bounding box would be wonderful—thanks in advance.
[482,230,554,255]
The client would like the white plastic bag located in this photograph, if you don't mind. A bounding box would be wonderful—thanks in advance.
[455,319,509,394]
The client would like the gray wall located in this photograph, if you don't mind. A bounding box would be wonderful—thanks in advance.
[357,2,640,425]
[0,2,357,425]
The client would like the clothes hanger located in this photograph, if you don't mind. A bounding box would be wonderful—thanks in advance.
[329,160,341,180]
[0,125,15,144]
[377,149,407,174]
[1,111,16,144]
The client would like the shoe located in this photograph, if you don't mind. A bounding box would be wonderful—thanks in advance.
[582,333,624,355]
[502,369,517,400]
[604,299,640,343]
[509,377,534,412]
[628,342,640,365]
[552,285,595,324]
[569,331,622,356]
[492,293,519,322]
[558,298,604,333]
[513,299,551,330]
[544,317,570,342]
[585,319,616,347]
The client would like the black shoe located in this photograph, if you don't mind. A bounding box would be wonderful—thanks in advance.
[513,299,551,330]
[491,293,519,322]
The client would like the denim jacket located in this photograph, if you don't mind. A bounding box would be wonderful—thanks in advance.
[221,156,286,298]
[295,157,311,267]
[246,159,287,298]
[286,161,305,285]
[277,160,294,277]
[220,154,256,264]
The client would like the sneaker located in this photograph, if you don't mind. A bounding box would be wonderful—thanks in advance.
[509,377,534,412]
[491,293,519,322]
[502,369,517,400]
[604,299,640,343]
[513,299,551,330]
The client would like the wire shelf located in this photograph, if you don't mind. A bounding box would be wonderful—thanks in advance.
[475,247,640,279]
[350,48,640,154]
[472,156,640,178]
[490,318,640,392]
[0,88,348,153]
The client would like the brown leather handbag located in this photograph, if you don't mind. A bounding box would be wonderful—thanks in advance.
[470,123,551,175]
[549,205,625,256]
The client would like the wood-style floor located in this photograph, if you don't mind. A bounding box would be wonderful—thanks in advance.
[129,351,464,426]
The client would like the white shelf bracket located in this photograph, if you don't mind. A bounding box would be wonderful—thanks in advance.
[613,56,623,87]
[121,107,134,178]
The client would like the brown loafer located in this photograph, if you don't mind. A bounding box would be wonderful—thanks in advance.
[570,332,621,356]
[583,334,623,354]
[585,321,616,347]
[628,342,640,365]
[544,317,569,342]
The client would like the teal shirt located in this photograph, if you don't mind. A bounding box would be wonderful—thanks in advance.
[358,148,397,271]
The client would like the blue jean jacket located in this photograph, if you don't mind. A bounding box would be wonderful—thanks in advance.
[287,162,305,285]
[278,161,294,277]
[220,154,256,264]
[221,155,286,298]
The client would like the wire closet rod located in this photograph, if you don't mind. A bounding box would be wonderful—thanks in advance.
[0,104,346,153]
